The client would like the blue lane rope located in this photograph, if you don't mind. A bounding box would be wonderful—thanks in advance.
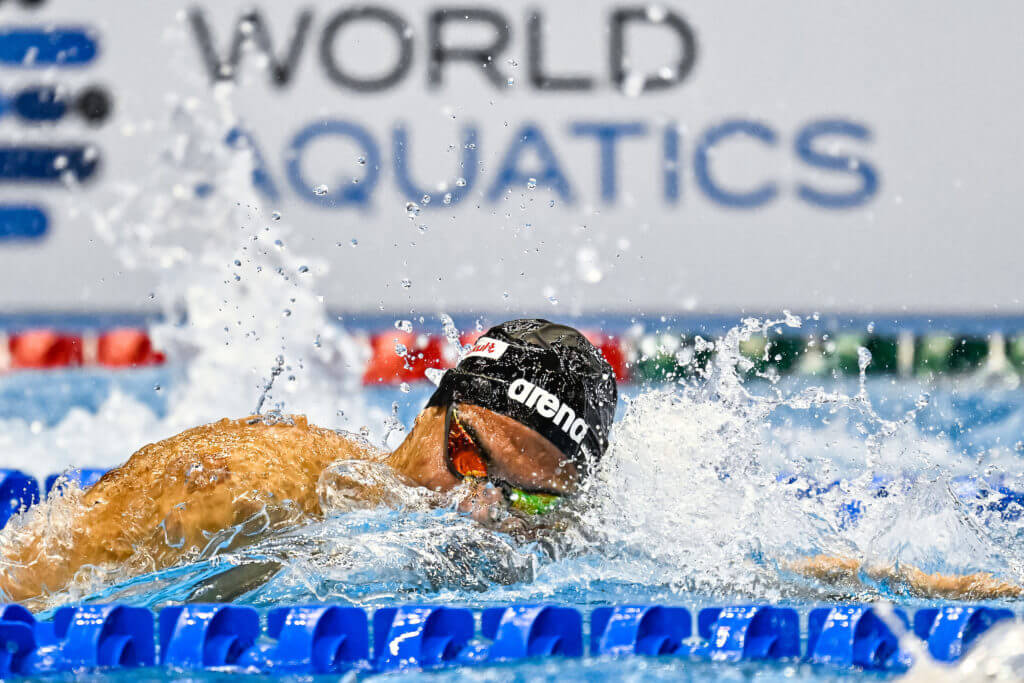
[0,469,1018,672]
[0,602,1015,675]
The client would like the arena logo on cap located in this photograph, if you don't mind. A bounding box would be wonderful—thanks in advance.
[462,337,508,361]
[508,378,589,444]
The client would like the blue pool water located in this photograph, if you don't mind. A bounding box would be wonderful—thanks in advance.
[2,356,1024,679]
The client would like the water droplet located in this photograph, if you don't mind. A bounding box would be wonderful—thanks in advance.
[401,278,412,289]
[405,201,421,218]
[313,184,328,196]
[455,177,467,187]
[350,238,358,247]
[506,77,515,86]
[153,384,162,392]
[313,334,322,348]
[395,342,408,356]
[400,382,411,393]
[442,193,453,205]
[356,155,366,165]
[421,194,432,205]
[622,71,645,97]
[274,239,284,249]
[271,211,282,220]
[233,259,241,266]
[527,177,537,189]
[647,5,667,21]
[417,224,428,234]
[283,309,292,317]
[503,291,510,299]
[394,319,413,332]
[298,265,309,274]
[575,247,603,284]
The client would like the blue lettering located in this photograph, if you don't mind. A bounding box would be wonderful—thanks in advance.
[795,119,878,208]
[487,123,573,202]
[287,120,379,207]
[695,120,778,209]
[663,123,681,203]
[393,124,478,206]
[569,121,647,202]
[225,126,280,202]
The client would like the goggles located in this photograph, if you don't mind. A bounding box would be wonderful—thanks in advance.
[444,404,562,516]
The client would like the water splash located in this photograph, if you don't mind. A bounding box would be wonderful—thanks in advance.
[0,74,1023,683]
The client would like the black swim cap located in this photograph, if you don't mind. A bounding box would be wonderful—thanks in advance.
[427,319,618,475]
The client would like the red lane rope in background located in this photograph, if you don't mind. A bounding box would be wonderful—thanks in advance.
[0,327,629,383]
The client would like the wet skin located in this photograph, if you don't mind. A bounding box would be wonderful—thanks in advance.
[0,404,575,607]
[0,408,1017,607]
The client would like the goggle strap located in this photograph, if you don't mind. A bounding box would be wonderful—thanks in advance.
[444,403,568,500]
[442,403,463,480]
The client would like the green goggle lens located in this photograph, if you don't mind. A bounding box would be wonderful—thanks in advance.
[507,488,561,515]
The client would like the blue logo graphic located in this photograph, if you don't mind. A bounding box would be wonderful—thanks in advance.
[0,22,106,243]
[0,27,98,67]
[0,205,48,241]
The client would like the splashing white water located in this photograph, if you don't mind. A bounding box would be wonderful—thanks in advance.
[0,96,381,482]
[0,77,1022,683]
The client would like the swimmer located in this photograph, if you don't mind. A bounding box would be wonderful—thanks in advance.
[0,319,1018,606]
[0,319,616,605]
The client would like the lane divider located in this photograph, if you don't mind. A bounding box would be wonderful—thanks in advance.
[1,326,1023,384]
[2,329,163,371]
[0,471,38,530]
[0,601,1013,675]
[43,468,106,497]
[361,330,628,385]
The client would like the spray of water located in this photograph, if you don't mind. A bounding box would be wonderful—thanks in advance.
[0,80,1023,672]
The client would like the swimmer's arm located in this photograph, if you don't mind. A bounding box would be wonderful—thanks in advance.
[788,554,1023,600]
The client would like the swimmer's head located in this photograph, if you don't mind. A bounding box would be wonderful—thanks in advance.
[427,319,618,482]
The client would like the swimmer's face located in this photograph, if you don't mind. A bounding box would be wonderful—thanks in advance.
[446,403,578,527]
[394,403,579,507]
[452,403,580,496]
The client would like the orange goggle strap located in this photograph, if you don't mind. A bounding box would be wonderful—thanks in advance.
[444,404,488,479]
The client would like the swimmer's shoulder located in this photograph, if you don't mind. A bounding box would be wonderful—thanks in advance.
[86,414,384,502]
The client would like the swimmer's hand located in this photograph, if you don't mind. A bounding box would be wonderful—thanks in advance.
[789,554,1023,600]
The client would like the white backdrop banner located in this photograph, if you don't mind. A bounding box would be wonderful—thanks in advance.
[0,1,1021,314]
